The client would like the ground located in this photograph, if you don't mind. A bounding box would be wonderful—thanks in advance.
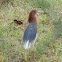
[0,0,62,62]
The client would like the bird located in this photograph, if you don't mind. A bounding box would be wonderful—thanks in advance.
[23,9,48,61]
[23,9,37,61]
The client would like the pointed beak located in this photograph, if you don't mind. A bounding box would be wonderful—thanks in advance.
[37,10,48,14]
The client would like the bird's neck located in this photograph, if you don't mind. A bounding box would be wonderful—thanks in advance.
[28,15,37,25]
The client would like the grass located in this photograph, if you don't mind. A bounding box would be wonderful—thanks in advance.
[0,0,62,62]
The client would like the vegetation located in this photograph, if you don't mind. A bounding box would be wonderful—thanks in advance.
[0,0,62,62]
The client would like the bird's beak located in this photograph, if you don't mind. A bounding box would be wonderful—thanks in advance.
[37,10,48,15]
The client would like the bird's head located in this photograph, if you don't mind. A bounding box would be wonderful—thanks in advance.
[28,9,48,25]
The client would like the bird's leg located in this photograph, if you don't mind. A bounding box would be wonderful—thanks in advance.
[25,49,27,62]
[31,47,34,59]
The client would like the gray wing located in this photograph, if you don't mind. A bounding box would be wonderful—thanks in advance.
[23,23,37,44]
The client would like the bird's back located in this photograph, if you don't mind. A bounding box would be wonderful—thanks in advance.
[23,22,37,49]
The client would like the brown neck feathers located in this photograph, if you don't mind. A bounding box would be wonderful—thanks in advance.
[28,10,37,25]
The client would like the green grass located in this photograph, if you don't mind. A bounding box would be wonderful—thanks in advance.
[0,0,62,62]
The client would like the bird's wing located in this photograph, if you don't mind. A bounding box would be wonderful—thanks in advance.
[23,23,37,43]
